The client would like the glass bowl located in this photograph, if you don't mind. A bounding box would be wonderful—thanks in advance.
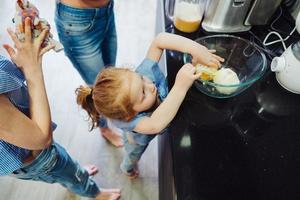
[184,35,267,98]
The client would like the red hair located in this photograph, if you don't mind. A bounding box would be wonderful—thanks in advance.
[76,68,136,130]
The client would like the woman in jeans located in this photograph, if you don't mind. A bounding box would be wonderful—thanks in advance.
[55,0,122,147]
[0,17,120,200]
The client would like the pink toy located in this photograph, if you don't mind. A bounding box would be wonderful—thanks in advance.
[14,0,63,52]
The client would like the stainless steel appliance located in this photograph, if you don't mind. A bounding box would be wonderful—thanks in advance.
[202,0,283,33]
[283,0,300,20]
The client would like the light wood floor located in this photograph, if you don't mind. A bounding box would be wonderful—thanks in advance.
[0,0,158,200]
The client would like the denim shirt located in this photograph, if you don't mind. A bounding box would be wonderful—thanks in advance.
[0,55,56,175]
[111,58,168,145]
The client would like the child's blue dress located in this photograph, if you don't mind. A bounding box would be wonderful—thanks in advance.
[112,58,168,173]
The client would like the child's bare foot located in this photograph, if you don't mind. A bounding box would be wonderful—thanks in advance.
[121,168,139,180]
[83,164,98,176]
[100,127,123,148]
[127,169,139,180]
[95,189,121,200]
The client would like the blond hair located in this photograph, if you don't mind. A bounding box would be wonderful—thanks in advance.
[76,68,136,130]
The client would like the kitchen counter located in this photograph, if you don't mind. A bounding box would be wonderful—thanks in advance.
[157,1,300,200]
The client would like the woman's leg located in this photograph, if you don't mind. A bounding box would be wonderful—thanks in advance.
[13,142,120,198]
[101,1,117,67]
[55,1,122,147]
[55,2,107,85]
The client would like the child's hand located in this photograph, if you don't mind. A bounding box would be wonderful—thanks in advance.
[3,17,54,74]
[191,44,224,69]
[174,63,201,91]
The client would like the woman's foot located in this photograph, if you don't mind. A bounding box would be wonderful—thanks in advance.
[83,164,99,176]
[95,189,121,200]
[100,127,123,148]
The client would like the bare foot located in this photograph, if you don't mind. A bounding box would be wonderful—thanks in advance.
[95,189,121,200]
[100,127,123,148]
[120,167,139,180]
[126,169,139,180]
[83,164,99,176]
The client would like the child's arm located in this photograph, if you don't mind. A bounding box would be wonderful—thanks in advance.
[0,17,54,149]
[133,63,200,134]
[146,32,224,68]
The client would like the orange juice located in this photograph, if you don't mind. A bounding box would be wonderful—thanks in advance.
[174,17,201,33]
[174,1,203,33]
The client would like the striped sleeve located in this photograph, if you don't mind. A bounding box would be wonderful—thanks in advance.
[0,141,28,176]
[0,55,24,94]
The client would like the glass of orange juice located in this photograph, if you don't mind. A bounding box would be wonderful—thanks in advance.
[173,0,205,33]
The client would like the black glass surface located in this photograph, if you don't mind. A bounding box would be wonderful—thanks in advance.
[164,5,300,200]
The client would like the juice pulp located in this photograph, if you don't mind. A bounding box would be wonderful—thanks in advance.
[174,17,201,33]
[174,1,202,33]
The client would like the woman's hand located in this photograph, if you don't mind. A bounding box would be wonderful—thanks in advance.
[190,44,224,69]
[2,18,54,149]
[3,17,54,74]
[174,63,202,92]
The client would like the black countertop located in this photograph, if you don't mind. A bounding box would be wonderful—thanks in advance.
[157,1,300,200]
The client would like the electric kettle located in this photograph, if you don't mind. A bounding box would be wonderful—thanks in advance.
[271,12,300,94]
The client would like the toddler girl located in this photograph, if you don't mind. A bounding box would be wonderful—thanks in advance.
[76,32,223,179]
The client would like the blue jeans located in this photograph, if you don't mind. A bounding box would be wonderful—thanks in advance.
[55,0,117,128]
[12,142,100,198]
[120,133,154,173]
[54,0,117,85]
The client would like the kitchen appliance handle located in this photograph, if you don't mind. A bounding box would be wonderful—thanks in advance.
[271,56,286,72]
[165,0,175,21]
[233,0,246,7]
